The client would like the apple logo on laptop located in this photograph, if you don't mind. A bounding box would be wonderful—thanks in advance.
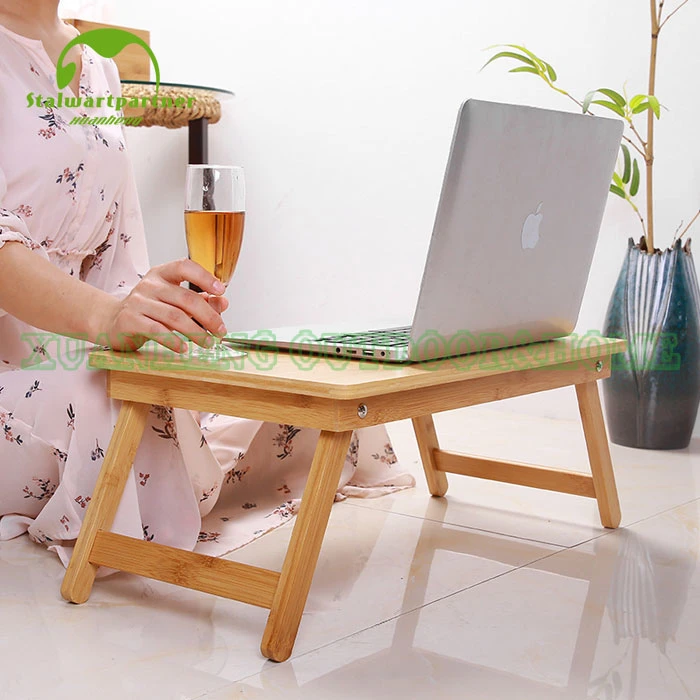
[521,202,543,250]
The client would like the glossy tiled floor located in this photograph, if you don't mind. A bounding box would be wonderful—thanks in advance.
[2,396,699,699]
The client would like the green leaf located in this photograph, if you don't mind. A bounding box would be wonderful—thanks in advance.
[598,88,626,108]
[632,101,650,114]
[610,184,626,198]
[544,62,557,82]
[621,144,631,184]
[591,99,626,117]
[509,66,541,75]
[648,95,661,118]
[583,88,627,115]
[612,172,625,189]
[629,94,647,110]
[630,159,640,197]
[482,50,538,71]
[501,44,547,70]
[582,90,597,114]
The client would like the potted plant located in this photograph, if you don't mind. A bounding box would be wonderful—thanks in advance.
[484,0,700,449]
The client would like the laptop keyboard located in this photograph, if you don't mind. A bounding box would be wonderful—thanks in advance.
[317,326,412,347]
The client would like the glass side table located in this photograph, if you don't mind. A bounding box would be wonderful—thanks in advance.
[120,80,235,164]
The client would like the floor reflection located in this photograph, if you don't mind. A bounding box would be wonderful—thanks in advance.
[231,499,698,700]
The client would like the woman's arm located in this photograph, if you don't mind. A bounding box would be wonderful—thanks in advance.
[0,241,228,353]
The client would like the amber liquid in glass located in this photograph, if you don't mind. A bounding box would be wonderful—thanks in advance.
[185,211,245,284]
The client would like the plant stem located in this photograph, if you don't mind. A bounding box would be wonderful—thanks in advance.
[678,209,700,240]
[646,0,659,250]
[627,122,647,150]
[628,195,648,239]
[623,133,647,160]
[553,86,649,161]
[659,0,689,29]
[551,85,585,110]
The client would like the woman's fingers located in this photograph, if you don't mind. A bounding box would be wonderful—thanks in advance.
[154,284,227,337]
[133,269,226,336]
[145,325,190,353]
[151,259,228,335]
[107,259,230,353]
[132,296,218,349]
[107,308,186,354]
[158,258,226,296]
[200,292,229,314]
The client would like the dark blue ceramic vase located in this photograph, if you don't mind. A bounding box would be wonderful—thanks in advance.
[602,237,700,449]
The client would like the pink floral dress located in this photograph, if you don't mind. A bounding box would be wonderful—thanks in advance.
[0,25,414,565]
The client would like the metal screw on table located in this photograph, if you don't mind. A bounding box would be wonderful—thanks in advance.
[357,404,368,419]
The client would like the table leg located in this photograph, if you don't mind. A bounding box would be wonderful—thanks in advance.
[188,117,209,164]
[575,381,621,529]
[261,429,353,662]
[188,116,209,296]
[412,415,449,497]
[61,401,150,604]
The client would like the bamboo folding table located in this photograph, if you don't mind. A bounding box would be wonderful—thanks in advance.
[61,336,625,662]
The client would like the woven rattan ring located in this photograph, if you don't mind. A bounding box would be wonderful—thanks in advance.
[120,84,222,129]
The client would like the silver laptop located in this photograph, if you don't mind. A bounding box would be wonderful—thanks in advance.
[226,99,623,363]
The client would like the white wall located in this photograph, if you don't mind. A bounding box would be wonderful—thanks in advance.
[60,0,700,421]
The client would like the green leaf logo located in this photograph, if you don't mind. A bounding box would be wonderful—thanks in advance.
[56,28,160,94]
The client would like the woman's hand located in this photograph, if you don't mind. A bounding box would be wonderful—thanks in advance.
[99,258,230,353]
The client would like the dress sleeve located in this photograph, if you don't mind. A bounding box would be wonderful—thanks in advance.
[0,164,51,319]
[0,164,40,252]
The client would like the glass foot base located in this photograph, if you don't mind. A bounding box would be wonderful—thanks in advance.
[188,342,247,362]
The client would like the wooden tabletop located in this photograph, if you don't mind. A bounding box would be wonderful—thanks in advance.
[88,336,626,400]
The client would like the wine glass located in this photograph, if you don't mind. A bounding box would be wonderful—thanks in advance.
[185,164,245,359]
